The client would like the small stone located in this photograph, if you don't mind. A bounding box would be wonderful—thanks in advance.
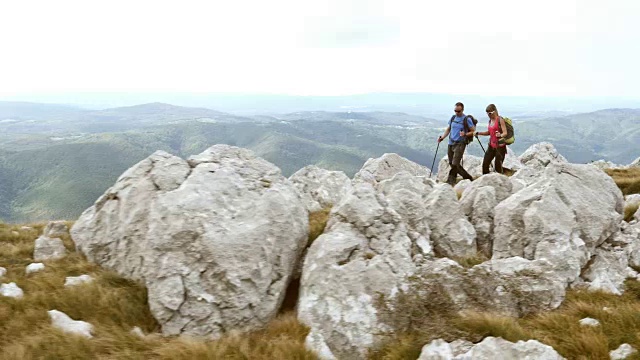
[130,326,146,338]
[34,236,67,261]
[26,263,45,274]
[48,310,94,338]
[418,339,453,359]
[0,267,6,278]
[11,231,19,236]
[20,226,33,231]
[64,275,94,287]
[580,317,601,327]
[610,343,637,360]
[0,282,24,298]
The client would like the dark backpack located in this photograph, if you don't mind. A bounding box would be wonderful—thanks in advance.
[450,114,478,145]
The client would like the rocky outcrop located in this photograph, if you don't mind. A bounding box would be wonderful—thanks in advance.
[493,163,624,285]
[72,145,309,338]
[289,165,352,213]
[354,153,429,185]
[610,343,637,360]
[298,180,432,359]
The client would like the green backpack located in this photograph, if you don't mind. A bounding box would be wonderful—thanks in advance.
[498,116,515,145]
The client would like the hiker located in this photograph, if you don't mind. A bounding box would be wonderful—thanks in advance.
[476,104,508,174]
[437,102,475,185]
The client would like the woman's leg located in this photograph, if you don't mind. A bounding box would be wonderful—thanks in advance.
[483,147,496,174]
[495,147,506,174]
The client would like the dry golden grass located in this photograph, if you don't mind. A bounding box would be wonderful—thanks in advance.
[606,167,640,196]
[0,222,316,360]
[308,207,331,245]
[373,278,640,360]
[625,203,640,222]
[453,254,489,269]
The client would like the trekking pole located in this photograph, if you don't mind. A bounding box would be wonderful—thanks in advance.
[428,140,441,179]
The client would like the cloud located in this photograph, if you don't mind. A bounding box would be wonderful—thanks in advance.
[0,0,638,98]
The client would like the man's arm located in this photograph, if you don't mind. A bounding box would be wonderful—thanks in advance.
[438,126,451,142]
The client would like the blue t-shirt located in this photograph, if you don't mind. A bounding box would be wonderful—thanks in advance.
[449,114,474,145]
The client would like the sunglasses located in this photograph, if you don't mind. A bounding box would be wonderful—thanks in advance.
[454,110,462,114]
[486,111,495,115]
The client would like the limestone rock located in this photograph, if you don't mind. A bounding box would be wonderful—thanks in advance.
[26,263,45,274]
[493,163,624,285]
[48,310,94,338]
[418,339,454,360]
[518,142,568,171]
[610,343,637,360]
[72,145,309,338]
[354,153,429,185]
[459,174,513,257]
[298,182,427,359]
[459,337,565,360]
[0,267,6,278]
[34,236,67,261]
[72,150,191,281]
[581,248,632,295]
[289,165,352,213]
[453,179,472,196]
[43,221,69,238]
[0,282,24,298]
[64,275,94,287]
[579,317,600,327]
[416,257,565,317]
[424,184,476,258]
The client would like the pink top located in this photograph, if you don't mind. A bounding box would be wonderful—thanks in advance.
[488,117,506,149]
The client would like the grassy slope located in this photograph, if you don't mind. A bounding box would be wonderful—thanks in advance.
[0,223,315,360]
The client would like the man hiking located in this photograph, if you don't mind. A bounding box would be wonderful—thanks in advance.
[437,102,475,186]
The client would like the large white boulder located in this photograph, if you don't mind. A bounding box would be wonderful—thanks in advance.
[289,165,352,213]
[298,180,432,359]
[72,145,309,338]
[354,153,429,185]
[33,236,67,261]
[493,163,624,285]
[424,184,477,258]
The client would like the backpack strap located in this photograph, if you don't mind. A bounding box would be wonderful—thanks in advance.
[463,115,470,134]
[449,115,455,126]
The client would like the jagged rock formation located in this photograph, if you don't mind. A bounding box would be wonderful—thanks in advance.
[69,142,638,359]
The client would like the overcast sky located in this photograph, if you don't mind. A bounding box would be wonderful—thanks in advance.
[0,0,638,97]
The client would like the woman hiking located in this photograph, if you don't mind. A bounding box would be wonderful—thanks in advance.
[476,104,508,174]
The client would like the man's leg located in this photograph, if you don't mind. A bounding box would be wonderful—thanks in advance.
[495,147,506,174]
[483,147,496,174]
[447,145,457,184]
[452,143,473,181]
